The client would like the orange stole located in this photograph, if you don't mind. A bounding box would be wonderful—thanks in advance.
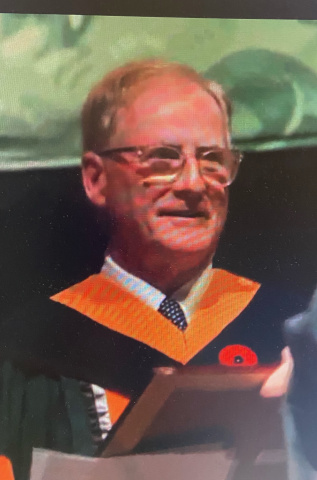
[0,456,14,480]
[106,390,131,425]
[51,269,260,422]
[52,269,260,365]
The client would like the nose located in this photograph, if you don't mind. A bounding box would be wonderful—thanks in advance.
[172,155,206,196]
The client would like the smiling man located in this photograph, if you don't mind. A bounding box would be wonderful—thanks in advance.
[0,59,305,480]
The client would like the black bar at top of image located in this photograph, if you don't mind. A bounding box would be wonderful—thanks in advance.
[2,0,317,20]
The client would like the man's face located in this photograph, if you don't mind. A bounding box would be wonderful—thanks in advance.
[102,75,229,258]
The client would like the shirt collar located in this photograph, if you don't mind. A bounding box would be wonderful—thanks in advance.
[101,256,213,323]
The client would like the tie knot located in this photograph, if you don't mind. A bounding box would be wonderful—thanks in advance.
[158,297,188,331]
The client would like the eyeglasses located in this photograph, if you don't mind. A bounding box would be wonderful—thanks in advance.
[97,144,243,186]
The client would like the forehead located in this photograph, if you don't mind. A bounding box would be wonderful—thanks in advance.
[109,75,228,148]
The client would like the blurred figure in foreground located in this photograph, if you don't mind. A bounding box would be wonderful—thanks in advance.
[284,286,317,479]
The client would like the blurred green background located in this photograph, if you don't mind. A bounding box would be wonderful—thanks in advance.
[1,15,317,170]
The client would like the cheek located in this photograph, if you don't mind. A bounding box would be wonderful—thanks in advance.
[130,186,168,220]
[208,186,228,213]
[108,181,163,222]
[205,189,228,234]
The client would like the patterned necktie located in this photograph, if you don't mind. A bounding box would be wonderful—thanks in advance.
[158,297,188,331]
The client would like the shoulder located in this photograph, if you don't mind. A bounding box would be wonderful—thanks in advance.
[239,280,309,360]
[238,279,308,335]
[198,274,310,365]
[240,280,309,323]
[0,291,154,392]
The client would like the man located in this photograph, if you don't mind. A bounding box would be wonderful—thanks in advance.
[0,59,305,480]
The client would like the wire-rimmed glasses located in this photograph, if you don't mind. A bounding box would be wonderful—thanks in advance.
[97,144,243,186]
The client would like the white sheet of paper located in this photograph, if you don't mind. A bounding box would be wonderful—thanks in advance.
[30,448,236,480]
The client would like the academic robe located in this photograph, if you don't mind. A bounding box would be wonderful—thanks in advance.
[0,269,307,480]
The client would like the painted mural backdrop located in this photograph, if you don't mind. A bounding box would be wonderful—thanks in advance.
[1,15,317,169]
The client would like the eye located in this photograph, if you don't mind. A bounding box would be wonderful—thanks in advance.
[200,149,225,164]
[145,146,181,161]
[147,159,174,174]
[140,146,182,174]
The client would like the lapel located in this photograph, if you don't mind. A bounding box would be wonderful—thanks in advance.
[51,269,260,365]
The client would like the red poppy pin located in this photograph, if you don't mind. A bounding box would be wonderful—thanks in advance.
[218,344,258,367]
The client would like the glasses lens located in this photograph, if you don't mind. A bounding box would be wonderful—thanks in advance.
[199,149,236,185]
[142,146,182,174]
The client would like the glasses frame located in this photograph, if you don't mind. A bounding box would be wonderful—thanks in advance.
[97,144,243,186]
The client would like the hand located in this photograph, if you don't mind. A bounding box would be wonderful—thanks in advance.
[260,347,294,398]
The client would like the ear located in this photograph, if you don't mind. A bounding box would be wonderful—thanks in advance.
[82,151,107,206]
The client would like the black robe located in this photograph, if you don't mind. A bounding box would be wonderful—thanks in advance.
[0,270,308,480]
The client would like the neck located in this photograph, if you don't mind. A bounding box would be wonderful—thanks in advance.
[107,240,214,296]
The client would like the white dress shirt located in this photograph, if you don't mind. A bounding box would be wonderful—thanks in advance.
[101,255,213,323]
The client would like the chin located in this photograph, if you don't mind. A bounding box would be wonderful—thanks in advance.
[157,237,219,257]
[150,214,225,251]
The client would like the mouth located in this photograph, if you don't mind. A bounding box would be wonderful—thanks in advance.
[158,210,209,219]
